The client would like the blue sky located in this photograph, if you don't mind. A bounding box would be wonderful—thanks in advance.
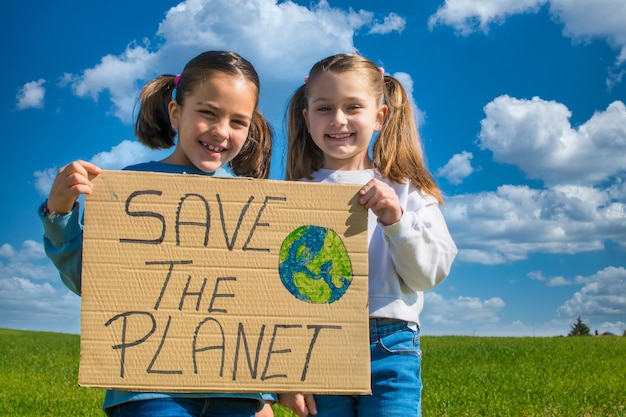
[2,0,625,337]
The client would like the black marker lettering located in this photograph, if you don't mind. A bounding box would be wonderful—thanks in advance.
[146,260,193,310]
[232,323,266,380]
[243,196,287,252]
[261,324,302,381]
[175,193,210,246]
[192,317,226,376]
[146,315,182,375]
[120,190,165,244]
[104,311,156,378]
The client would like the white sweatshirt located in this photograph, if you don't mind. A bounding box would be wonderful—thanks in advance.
[302,169,458,326]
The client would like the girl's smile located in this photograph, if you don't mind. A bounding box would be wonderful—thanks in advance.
[327,132,353,140]
[200,141,226,153]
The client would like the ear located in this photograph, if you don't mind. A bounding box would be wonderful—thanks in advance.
[374,104,388,132]
[168,100,180,130]
[303,108,311,131]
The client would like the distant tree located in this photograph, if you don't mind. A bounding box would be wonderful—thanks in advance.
[568,316,591,336]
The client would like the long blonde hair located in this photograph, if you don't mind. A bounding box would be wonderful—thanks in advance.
[285,53,443,205]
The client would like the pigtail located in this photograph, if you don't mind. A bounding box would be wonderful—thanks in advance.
[285,85,324,180]
[375,75,444,205]
[134,75,178,149]
[230,108,273,179]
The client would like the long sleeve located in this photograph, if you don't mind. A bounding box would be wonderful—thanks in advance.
[39,202,83,295]
[380,198,457,292]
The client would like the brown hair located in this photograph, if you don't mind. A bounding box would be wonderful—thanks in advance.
[134,51,273,179]
[285,53,443,205]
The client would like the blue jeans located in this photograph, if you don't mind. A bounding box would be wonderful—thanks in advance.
[107,397,258,417]
[312,318,422,417]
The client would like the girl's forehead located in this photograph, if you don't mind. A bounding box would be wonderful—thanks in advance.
[191,73,257,97]
[308,71,377,98]
[315,70,368,83]
[190,72,253,90]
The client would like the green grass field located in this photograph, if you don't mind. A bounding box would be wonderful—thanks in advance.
[1,328,625,416]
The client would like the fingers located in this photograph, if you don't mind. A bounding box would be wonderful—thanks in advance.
[75,160,103,179]
[358,179,402,225]
[359,179,392,205]
[304,394,317,415]
[47,160,102,214]
[278,393,312,417]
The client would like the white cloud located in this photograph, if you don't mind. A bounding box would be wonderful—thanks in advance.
[425,292,505,325]
[33,167,58,197]
[0,240,81,333]
[71,45,157,123]
[549,0,626,65]
[390,71,426,127]
[428,0,547,35]
[527,269,586,286]
[445,184,626,264]
[0,241,55,282]
[546,276,572,287]
[428,0,626,75]
[527,270,546,281]
[437,151,474,184]
[479,96,626,186]
[16,79,46,110]
[421,292,507,335]
[557,266,626,318]
[368,12,406,35]
[90,140,170,169]
[67,0,400,123]
[597,320,625,335]
[0,276,80,333]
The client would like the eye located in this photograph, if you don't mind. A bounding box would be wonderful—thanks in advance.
[231,119,250,128]
[316,105,331,112]
[199,109,217,117]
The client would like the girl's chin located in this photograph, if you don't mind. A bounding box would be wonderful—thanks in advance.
[194,159,226,173]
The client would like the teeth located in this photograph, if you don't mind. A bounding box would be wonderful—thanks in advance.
[329,133,351,139]
[202,142,223,152]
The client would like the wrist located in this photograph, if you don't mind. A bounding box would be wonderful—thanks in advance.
[43,199,76,221]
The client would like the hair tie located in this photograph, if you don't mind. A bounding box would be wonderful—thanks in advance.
[378,67,385,75]
[172,74,181,100]
[303,76,309,83]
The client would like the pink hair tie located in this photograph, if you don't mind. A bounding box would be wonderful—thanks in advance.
[378,67,385,75]
[304,76,309,83]
[174,74,181,87]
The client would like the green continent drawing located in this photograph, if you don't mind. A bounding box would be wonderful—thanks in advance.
[279,225,353,304]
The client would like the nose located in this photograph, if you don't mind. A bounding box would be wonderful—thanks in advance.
[330,109,347,126]
[211,119,229,140]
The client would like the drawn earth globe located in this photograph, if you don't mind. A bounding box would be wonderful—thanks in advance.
[278,225,353,304]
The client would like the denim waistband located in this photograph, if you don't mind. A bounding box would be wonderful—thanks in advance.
[369,318,415,344]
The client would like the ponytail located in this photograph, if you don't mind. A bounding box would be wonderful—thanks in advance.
[375,75,443,205]
[285,85,324,180]
[230,109,274,179]
[134,75,177,149]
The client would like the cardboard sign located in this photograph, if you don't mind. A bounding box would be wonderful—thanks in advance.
[80,170,370,394]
